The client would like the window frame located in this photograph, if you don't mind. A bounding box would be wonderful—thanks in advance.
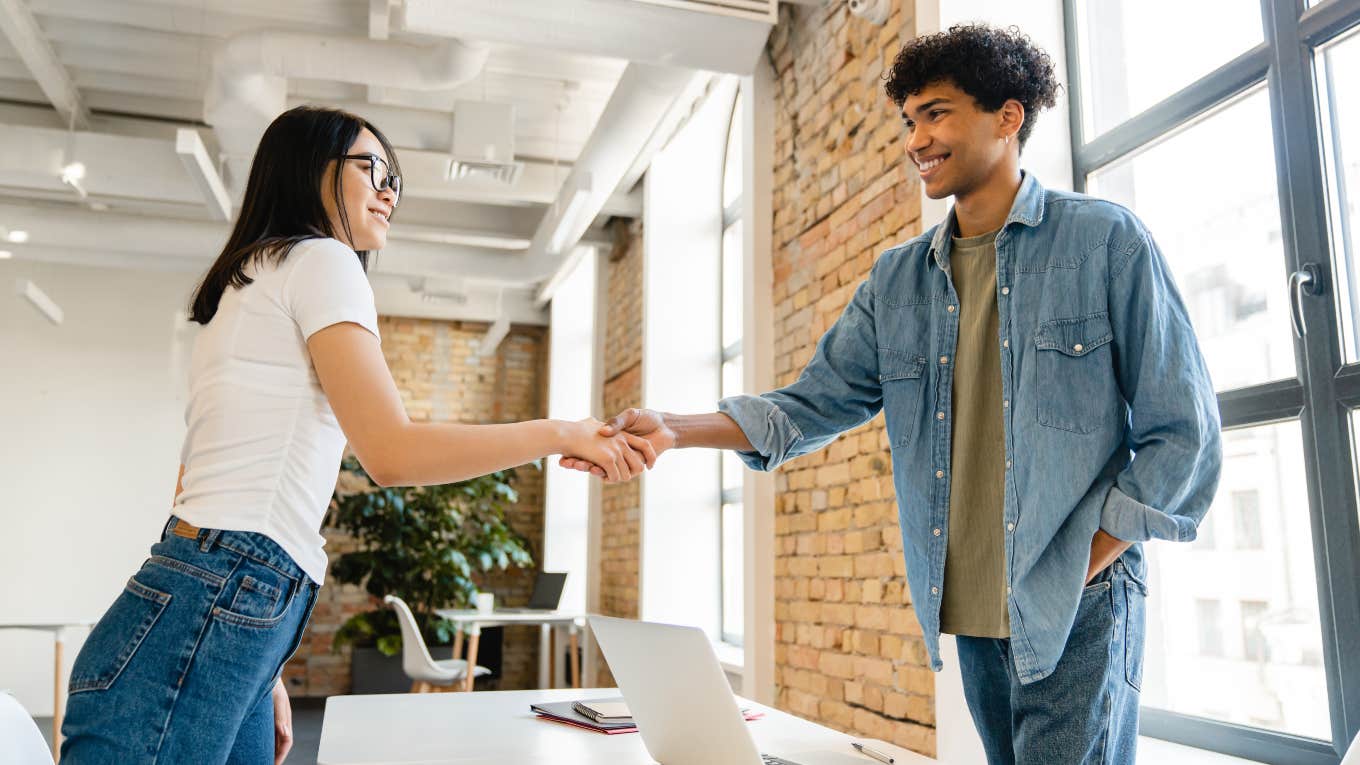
[1063,0,1360,762]
[719,87,746,649]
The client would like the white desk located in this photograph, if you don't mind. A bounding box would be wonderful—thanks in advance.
[318,687,934,765]
[434,609,585,691]
[0,618,95,761]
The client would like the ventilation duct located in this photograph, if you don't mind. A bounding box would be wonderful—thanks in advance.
[205,32,490,157]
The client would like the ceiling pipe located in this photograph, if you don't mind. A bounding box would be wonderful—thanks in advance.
[204,31,490,156]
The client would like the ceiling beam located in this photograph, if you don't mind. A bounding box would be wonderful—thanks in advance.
[523,63,703,284]
[175,128,231,221]
[0,0,88,128]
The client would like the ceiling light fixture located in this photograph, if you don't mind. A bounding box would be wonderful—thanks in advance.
[548,172,592,256]
[60,161,88,199]
[0,250,12,259]
[7,230,29,244]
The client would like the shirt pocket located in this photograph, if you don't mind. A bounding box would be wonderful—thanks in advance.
[878,348,927,448]
[1034,313,1117,434]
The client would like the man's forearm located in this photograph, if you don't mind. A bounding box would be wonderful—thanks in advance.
[664,412,754,452]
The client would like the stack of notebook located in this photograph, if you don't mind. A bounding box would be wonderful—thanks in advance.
[530,697,764,735]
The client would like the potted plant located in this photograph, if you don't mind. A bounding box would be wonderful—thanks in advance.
[328,456,536,693]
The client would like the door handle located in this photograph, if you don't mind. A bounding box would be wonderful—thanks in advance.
[1288,264,1324,339]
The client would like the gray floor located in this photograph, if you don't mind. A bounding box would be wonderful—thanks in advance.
[36,697,328,764]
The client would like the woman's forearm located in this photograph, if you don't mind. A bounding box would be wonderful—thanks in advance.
[360,419,565,487]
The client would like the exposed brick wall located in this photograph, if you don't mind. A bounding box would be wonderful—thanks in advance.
[284,316,548,696]
[767,1,935,756]
[595,218,644,686]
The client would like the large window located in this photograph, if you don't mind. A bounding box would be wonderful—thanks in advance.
[1065,0,1360,761]
[720,89,746,648]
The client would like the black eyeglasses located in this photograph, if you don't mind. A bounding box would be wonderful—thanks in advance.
[337,153,401,202]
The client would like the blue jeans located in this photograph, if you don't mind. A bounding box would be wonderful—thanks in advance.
[61,517,319,764]
[956,559,1147,765]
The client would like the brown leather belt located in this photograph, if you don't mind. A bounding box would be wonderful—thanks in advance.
[172,518,202,540]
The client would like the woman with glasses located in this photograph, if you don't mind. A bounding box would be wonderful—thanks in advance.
[59,106,655,765]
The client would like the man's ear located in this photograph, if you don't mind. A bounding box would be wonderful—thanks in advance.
[1001,98,1026,142]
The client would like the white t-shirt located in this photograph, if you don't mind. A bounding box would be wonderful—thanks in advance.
[174,237,379,584]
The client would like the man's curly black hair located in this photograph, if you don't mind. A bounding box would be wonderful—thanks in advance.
[884,24,1060,149]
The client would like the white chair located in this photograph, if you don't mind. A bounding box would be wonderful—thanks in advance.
[384,595,490,693]
[1,690,53,765]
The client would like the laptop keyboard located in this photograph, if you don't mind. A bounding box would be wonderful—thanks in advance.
[761,755,802,765]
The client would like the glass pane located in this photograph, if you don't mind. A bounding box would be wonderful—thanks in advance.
[722,220,744,350]
[1141,420,1330,740]
[723,91,743,209]
[1074,0,1262,137]
[1088,89,1297,392]
[721,502,744,644]
[1318,29,1360,365]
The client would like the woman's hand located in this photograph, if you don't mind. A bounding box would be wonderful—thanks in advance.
[272,677,293,765]
[558,418,657,482]
[560,409,676,481]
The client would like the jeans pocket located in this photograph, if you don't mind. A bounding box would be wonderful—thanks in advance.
[215,566,294,628]
[1123,579,1146,691]
[228,575,282,620]
[878,348,927,448]
[1034,313,1116,434]
[69,576,171,694]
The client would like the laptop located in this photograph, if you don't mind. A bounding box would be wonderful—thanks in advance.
[590,615,882,765]
[497,571,567,612]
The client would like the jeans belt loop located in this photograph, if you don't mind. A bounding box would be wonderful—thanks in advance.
[199,527,221,553]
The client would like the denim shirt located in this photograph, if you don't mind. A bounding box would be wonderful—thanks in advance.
[719,172,1222,683]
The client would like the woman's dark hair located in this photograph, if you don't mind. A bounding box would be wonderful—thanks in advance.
[884,23,1059,149]
[188,105,401,324]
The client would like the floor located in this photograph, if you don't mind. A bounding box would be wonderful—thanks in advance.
[35,697,328,764]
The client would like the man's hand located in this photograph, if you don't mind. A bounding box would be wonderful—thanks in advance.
[559,409,676,481]
[1086,528,1133,584]
[272,677,293,765]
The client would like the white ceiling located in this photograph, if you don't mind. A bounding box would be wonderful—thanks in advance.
[0,0,774,324]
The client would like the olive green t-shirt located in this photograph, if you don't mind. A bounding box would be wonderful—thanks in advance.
[938,228,1010,638]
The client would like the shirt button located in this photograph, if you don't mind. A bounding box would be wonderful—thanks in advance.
[1003,399,1010,408]
[932,586,939,595]
[947,305,956,313]
[1001,287,1010,295]
[1007,586,1013,594]
[1003,339,1009,348]
[1006,460,1013,469]
[939,355,949,364]
[933,528,941,537]
[935,470,945,478]
[1073,343,1084,352]
[937,411,945,420]
[1007,522,1015,532]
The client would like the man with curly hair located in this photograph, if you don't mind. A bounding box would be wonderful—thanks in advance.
[564,23,1221,764]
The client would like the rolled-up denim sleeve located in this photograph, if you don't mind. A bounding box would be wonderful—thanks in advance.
[719,278,882,472]
[1101,227,1223,542]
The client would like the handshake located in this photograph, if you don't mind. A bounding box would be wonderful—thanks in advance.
[558,409,675,483]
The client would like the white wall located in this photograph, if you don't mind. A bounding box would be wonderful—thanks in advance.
[0,259,198,715]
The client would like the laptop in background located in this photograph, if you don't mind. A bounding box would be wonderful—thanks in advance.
[590,615,893,765]
[497,571,567,612]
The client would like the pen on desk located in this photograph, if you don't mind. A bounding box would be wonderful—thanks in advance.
[851,741,895,764]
